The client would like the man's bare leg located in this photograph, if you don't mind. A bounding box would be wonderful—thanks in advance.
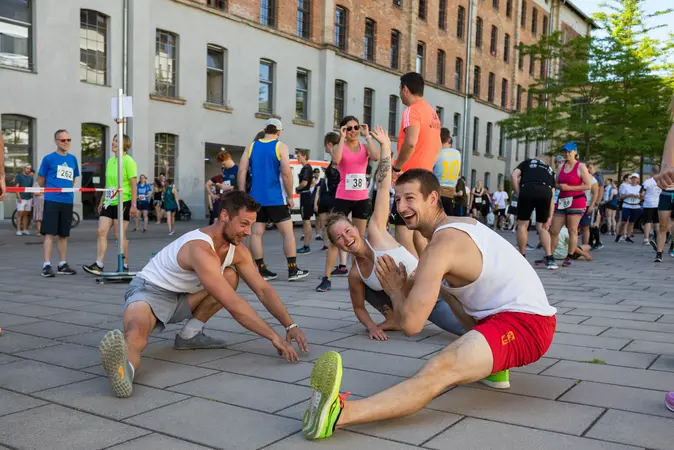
[516,220,530,255]
[395,225,418,258]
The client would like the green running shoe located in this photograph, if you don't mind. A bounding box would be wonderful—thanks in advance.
[99,329,134,398]
[479,369,510,389]
[302,351,350,440]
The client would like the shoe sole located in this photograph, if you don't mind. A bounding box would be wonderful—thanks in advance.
[99,330,133,398]
[57,271,77,275]
[82,266,102,276]
[41,273,55,278]
[666,400,674,413]
[479,379,511,389]
[316,287,331,292]
[303,351,342,439]
[546,265,558,270]
[289,272,310,282]
[262,275,279,281]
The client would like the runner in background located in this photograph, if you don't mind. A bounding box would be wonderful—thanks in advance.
[454,176,468,217]
[295,149,314,255]
[163,179,180,236]
[152,178,164,225]
[390,72,442,257]
[470,181,485,222]
[433,129,461,217]
[135,175,151,232]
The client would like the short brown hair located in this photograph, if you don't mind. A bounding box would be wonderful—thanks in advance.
[324,132,340,146]
[324,212,352,244]
[396,168,442,200]
[216,150,232,163]
[114,134,132,151]
[296,149,310,159]
[219,190,261,217]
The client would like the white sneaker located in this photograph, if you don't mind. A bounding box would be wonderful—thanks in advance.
[22,230,30,236]
[643,240,650,246]
[15,230,22,236]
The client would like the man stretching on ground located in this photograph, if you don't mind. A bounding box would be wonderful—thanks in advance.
[302,169,556,440]
[99,191,309,398]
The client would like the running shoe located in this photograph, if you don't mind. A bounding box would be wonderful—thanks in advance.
[174,331,227,350]
[302,351,349,440]
[562,258,573,267]
[590,243,604,251]
[666,392,674,413]
[615,235,622,243]
[649,239,658,252]
[546,258,559,270]
[57,263,77,275]
[526,244,536,250]
[625,237,635,243]
[655,252,663,263]
[670,247,674,258]
[289,267,310,281]
[479,370,510,389]
[316,235,323,241]
[534,259,547,266]
[99,329,133,398]
[83,262,104,276]
[297,246,311,255]
[22,230,30,236]
[168,230,175,236]
[41,265,55,278]
[331,266,348,276]
[316,276,332,292]
[259,267,278,281]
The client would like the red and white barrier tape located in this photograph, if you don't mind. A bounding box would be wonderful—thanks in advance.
[6,187,120,194]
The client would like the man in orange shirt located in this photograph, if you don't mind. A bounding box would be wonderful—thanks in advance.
[390,72,442,257]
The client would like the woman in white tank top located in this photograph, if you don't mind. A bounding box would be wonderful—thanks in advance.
[325,126,466,340]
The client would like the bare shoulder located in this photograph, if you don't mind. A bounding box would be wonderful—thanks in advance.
[365,224,398,248]
[230,242,252,266]
[177,239,216,271]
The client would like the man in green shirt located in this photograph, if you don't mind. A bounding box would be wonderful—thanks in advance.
[83,134,138,275]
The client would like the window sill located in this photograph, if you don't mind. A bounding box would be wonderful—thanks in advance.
[255,112,281,120]
[203,102,233,114]
[0,64,35,74]
[292,118,315,127]
[473,152,481,156]
[81,80,111,87]
[498,156,505,161]
[390,137,398,143]
[485,154,494,159]
[150,94,186,105]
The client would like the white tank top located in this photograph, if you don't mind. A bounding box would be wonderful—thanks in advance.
[355,240,418,291]
[435,221,556,320]
[137,229,235,294]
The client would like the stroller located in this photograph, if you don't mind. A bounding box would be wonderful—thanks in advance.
[176,200,192,221]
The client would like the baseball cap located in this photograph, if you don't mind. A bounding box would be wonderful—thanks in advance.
[630,173,639,178]
[562,142,577,152]
[555,155,564,163]
[265,118,283,131]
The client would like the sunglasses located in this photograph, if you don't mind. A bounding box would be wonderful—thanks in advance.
[345,125,362,132]
[58,139,72,143]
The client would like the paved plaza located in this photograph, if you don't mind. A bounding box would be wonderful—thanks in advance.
[0,219,673,449]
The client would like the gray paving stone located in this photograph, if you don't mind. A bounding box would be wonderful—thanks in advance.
[142,338,242,365]
[0,388,47,417]
[170,372,310,412]
[59,328,163,348]
[425,418,641,450]
[3,304,71,317]
[566,308,660,322]
[541,360,673,391]
[585,409,674,450]
[427,386,604,435]
[0,313,42,327]
[287,298,352,310]
[552,333,630,350]
[0,359,95,393]
[297,367,406,397]
[0,404,148,450]
[200,352,313,382]
[34,298,96,310]
[227,337,342,362]
[107,433,212,450]
[326,334,443,358]
[544,343,657,368]
[584,316,674,333]
[6,320,95,339]
[511,357,559,374]
[657,314,674,323]
[560,381,670,418]
[602,327,674,344]
[468,371,577,400]
[557,301,639,311]
[126,397,300,450]
[555,314,591,324]
[287,305,355,319]
[0,331,61,353]
[125,358,217,389]
[649,355,674,373]
[556,322,609,335]
[76,302,125,315]
[266,430,421,449]
[268,324,355,345]
[201,316,254,334]
[15,342,101,369]
[293,315,360,331]
[0,352,18,365]
[636,306,674,315]
[34,377,188,420]
[623,340,674,356]
[339,349,426,377]
[41,310,120,326]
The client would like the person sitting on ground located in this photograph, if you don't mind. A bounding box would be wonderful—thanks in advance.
[302,169,557,440]
[553,226,592,261]
[99,191,309,398]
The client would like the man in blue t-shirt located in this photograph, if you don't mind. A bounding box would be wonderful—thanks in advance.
[37,129,80,278]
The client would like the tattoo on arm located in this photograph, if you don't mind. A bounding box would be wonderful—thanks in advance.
[377,157,391,184]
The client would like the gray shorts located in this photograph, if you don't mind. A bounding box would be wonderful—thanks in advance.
[124,277,193,331]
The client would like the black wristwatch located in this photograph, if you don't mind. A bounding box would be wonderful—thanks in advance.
[392,166,401,173]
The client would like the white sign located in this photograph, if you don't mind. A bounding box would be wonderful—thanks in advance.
[111,96,134,118]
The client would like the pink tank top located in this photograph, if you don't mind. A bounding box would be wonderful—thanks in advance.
[558,161,584,199]
[336,142,369,201]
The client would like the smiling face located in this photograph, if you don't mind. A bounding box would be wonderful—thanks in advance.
[394,180,440,230]
[328,218,365,254]
[220,208,256,245]
[563,149,576,161]
[344,120,360,142]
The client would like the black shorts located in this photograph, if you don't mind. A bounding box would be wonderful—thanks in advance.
[299,193,313,221]
[101,201,132,221]
[643,207,659,224]
[137,202,150,211]
[42,201,74,238]
[318,200,335,215]
[256,204,291,224]
[658,191,674,211]
[517,183,553,223]
[509,206,518,216]
[440,196,454,216]
[333,198,371,221]
[364,285,393,316]
[495,208,506,217]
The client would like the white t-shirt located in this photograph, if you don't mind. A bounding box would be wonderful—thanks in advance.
[492,191,508,209]
[642,177,662,208]
[584,176,598,203]
[622,184,642,209]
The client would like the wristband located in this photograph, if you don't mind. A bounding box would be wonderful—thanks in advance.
[392,166,401,173]
[285,323,298,332]
[364,135,372,140]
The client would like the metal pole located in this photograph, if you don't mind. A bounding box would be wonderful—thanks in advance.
[122,0,129,135]
[116,88,125,272]
[461,0,474,177]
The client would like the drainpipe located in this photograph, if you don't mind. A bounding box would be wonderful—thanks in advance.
[461,0,474,177]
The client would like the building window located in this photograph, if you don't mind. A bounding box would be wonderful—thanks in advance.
[487,72,495,103]
[207,0,226,11]
[521,0,527,28]
[416,41,425,75]
[490,26,498,56]
[436,106,444,125]
[532,8,538,35]
[390,30,400,70]
[518,42,524,70]
[155,30,178,98]
[439,0,447,30]
[472,117,479,153]
[455,57,463,91]
[0,0,32,70]
[498,127,506,157]
[1,114,33,184]
[543,15,548,35]
[529,54,535,76]
[524,136,530,159]
[437,49,445,85]
[154,133,177,180]
[473,66,481,97]
[80,10,108,85]
[506,0,512,18]
[475,17,483,49]
[453,113,461,147]
[540,58,546,78]
[259,59,274,114]
[516,85,523,110]
[334,80,346,129]
[260,0,276,27]
[485,122,493,155]
[471,169,477,188]
[493,0,499,9]
[335,6,348,51]
[297,0,311,39]
[535,139,541,156]
[484,172,491,190]
[501,78,508,108]
[296,69,309,120]
[364,18,376,61]
[503,33,510,63]
[393,0,403,8]
[515,140,520,161]
[498,173,504,187]
[81,123,107,218]
[457,6,465,39]
[363,88,374,127]
[206,45,225,105]
[418,0,427,20]
[527,91,533,109]
[388,95,399,136]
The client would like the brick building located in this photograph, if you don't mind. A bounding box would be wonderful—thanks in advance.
[0,0,594,220]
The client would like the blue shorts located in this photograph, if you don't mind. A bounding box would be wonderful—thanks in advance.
[621,208,641,223]
[658,191,674,212]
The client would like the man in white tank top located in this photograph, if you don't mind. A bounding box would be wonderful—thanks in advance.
[99,191,309,398]
[302,169,557,440]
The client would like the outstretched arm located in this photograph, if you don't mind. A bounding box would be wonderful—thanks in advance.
[368,126,393,230]
[510,168,522,195]
[656,122,674,189]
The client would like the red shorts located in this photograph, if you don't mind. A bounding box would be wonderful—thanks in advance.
[473,311,556,374]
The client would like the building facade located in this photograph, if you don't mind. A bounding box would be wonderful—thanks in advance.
[0,0,594,219]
